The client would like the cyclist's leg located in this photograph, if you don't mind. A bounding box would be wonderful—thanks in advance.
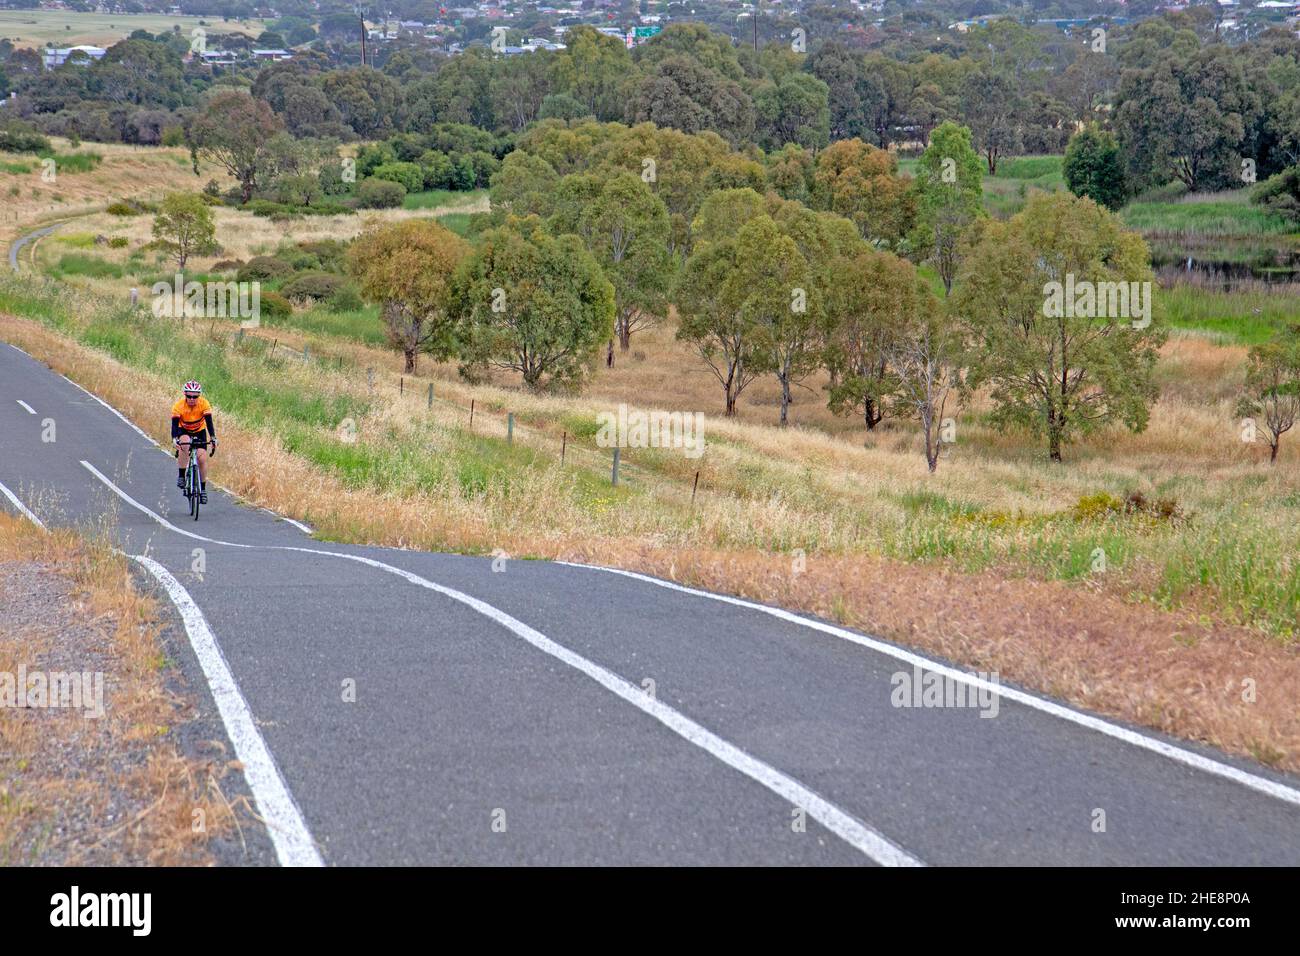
[176,434,191,488]
[194,432,209,502]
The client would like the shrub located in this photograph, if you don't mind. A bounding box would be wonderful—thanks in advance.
[0,128,51,154]
[355,142,397,178]
[1071,492,1123,521]
[258,291,293,320]
[296,239,349,271]
[281,271,345,303]
[106,200,144,216]
[356,178,406,209]
[318,162,354,197]
[327,283,363,312]
[108,236,129,248]
[1071,490,1182,522]
[245,199,295,218]
[369,161,424,194]
[210,259,243,272]
[237,255,293,281]
[419,149,456,189]
[285,250,322,271]
[1252,166,1300,226]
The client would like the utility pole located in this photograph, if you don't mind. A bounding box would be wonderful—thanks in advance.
[753,0,758,52]
[356,5,367,67]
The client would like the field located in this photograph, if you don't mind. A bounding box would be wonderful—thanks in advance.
[0,10,268,49]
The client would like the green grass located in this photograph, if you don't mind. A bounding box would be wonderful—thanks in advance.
[260,304,389,347]
[45,152,101,174]
[435,213,474,236]
[55,232,98,248]
[1160,286,1297,344]
[994,156,1063,183]
[402,189,482,210]
[981,155,1065,217]
[1120,201,1293,237]
[916,263,948,298]
[50,254,123,280]
[0,160,34,174]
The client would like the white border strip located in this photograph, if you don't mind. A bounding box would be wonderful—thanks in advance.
[0,479,45,528]
[16,399,35,414]
[132,555,324,867]
[557,562,1300,810]
[81,460,920,866]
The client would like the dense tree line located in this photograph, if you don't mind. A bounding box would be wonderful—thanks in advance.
[4,12,1298,201]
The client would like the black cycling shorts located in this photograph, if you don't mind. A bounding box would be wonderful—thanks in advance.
[175,430,209,458]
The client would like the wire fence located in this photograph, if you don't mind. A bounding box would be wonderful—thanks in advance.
[228,325,709,507]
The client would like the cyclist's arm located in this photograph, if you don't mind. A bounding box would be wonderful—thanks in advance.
[204,413,216,440]
[171,416,182,440]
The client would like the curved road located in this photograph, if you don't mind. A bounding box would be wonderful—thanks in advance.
[1,341,1298,866]
[8,223,63,273]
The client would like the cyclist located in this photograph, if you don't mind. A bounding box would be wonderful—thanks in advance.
[171,380,217,504]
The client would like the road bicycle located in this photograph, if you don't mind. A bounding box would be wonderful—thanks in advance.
[177,438,214,521]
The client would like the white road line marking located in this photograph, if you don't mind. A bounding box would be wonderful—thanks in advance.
[0,479,45,528]
[82,460,920,865]
[276,515,315,535]
[58,372,314,536]
[558,562,1300,810]
[0,475,318,865]
[131,555,323,867]
[16,400,35,414]
[2,347,311,535]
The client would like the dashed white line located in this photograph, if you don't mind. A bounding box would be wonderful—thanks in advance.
[16,399,35,414]
[81,459,922,866]
[557,561,1300,810]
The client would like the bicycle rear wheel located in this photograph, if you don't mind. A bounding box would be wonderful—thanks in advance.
[188,460,200,520]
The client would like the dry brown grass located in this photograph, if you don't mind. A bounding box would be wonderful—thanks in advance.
[26,191,489,310]
[0,512,247,865]
[1,140,225,250]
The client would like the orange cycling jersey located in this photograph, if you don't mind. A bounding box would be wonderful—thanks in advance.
[171,396,213,434]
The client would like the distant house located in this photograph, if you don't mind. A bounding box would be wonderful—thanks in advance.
[198,50,238,66]
[251,49,293,61]
[43,45,107,69]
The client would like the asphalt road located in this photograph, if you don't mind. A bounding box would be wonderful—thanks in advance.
[8,223,62,273]
[1,340,1298,866]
